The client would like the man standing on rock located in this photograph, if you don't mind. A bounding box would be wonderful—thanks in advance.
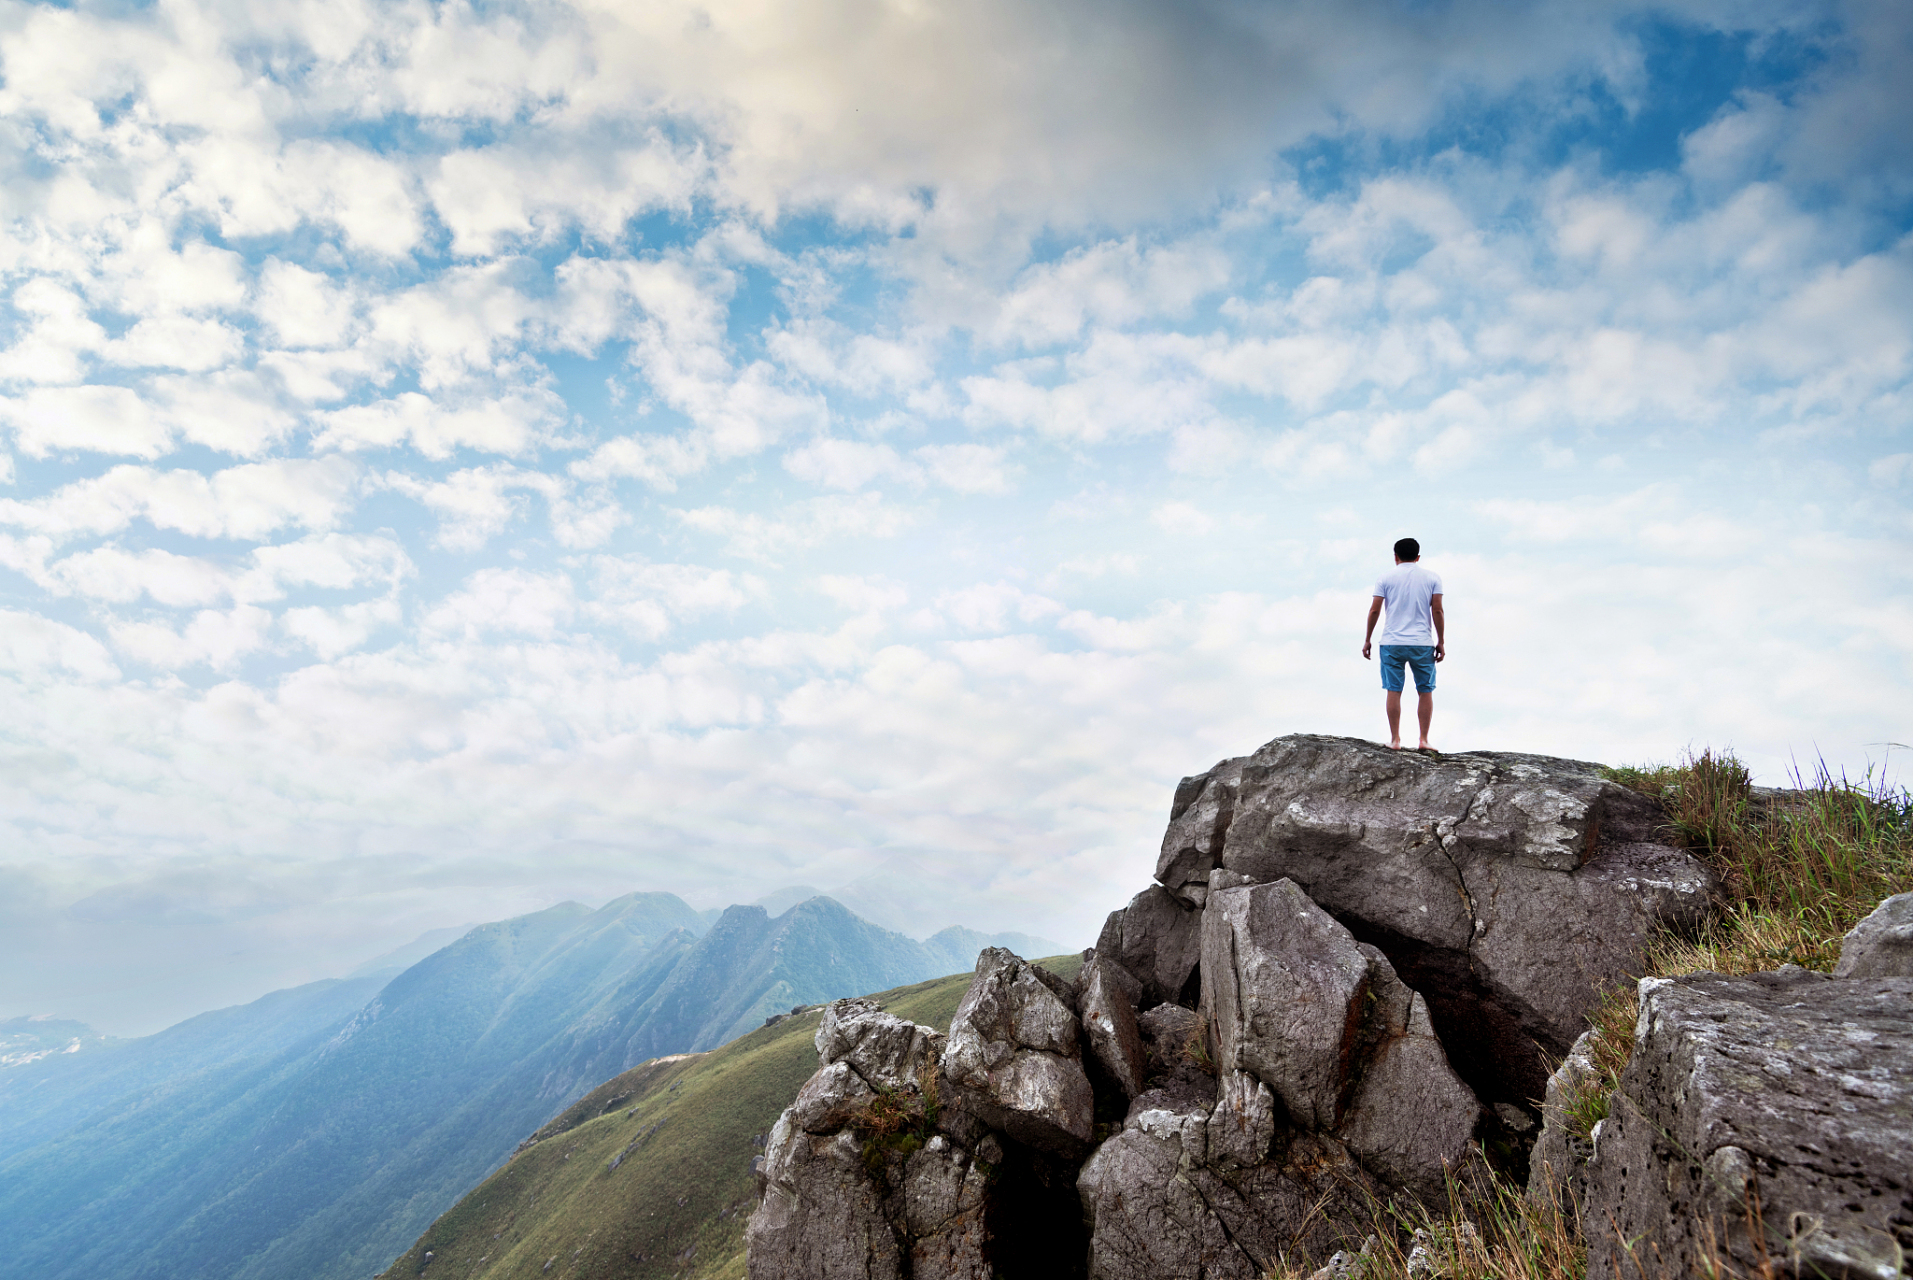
[1362,537,1444,751]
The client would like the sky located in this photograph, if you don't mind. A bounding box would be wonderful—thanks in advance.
[1,0,1909,1034]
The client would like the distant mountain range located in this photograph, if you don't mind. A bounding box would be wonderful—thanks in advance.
[0,893,1059,1280]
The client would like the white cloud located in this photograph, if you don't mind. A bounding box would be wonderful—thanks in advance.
[424,567,575,637]
[109,605,275,670]
[0,608,120,682]
[783,437,916,490]
[916,443,1016,495]
[586,558,764,639]
[0,386,172,459]
[0,458,361,544]
[314,390,563,458]
[677,493,917,562]
[1150,501,1217,536]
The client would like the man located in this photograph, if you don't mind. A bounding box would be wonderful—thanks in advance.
[1362,537,1445,751]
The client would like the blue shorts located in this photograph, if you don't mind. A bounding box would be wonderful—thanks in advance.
[1379,645,1436,694]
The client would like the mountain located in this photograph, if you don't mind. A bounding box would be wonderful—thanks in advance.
[378,954,1089,1280]
[0,892,1056,1280]
[0,1017,116,1070]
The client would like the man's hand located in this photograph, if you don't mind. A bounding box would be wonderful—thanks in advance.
[1362,641,1371,660]
[1363,596,1382,659]
[1434,643,1445,662]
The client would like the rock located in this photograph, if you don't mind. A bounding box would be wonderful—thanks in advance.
[1158,757,1246,907]
[902,1138,990,1280]
[1200,878,1375,1129]
[1094,886,1203,1009]
[1204,1069,1276,1168]
[941,948,1095,1156]
[788,1060,874,1134]
[815,998,944,1091]
[1583,969,1913,1280]
[1079,956,1147,1099]
[1525,1030,1598,1211]
[1336,945,1480,1199]
[748,1001,951,1280]
[748,1126,902,1280]
[1305,1237,1377,1279]
[1165,734,1718,1102]
[1079,1108,1379,1280]
[1833,891,1913,978]
[1135,1002,1204,1072]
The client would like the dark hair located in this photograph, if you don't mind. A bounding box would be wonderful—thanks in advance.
[1394,538,1420,560]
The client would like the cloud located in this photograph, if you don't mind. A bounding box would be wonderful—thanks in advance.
[677,493,918,562]
[0,459,361,544]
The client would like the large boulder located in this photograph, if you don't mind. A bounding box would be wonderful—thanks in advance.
[1201,879,1479,1196]
[941,948,1095,1157]
[1094,885,1203,1008]
[1833,891,1913,978]
[1162,734,1718,1101]
[1584,969,1913,1280]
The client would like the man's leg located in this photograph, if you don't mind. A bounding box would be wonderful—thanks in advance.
[1417,691,1434,751]
[1385,690,1403,749]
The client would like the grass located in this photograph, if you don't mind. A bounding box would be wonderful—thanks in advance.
[377,954,1084,1280]
[1266,749,1910,1280]
[1570,749,1913,1140]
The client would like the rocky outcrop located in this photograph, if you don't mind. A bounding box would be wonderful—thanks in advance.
[748,999,987,1280]
[1834,890,1913,978]
[942,948,1095,1157]
[1159,735,1718,1103]
[1583,969,1913,1280]
[747,732,1807,1280]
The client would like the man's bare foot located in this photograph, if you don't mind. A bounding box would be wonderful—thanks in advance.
[1417,743,1437,753]
[1389,739,1402,750]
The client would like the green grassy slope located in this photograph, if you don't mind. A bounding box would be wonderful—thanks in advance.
[380,954,1086,1280]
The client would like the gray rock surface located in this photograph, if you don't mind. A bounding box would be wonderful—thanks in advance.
[1584,970,1913,1280]
[1095,885,1203,1008]
[1079,955,1147,1099]
[1079,1105,1378,1280]
[1834,891,1913,978]
[1201,878,1374,1130]
[1337,945,1481,1199]
[941,947,1095,1156]
[816,997,944,1090]
[750,1123,903,1280]
[1525,1030,1598,1211]
[1205,1069,1276,1168]
[749,1000,960,1280]
[1158,756,1246,907]
[1202,879,1478,1198]
[902,1138,991,1280]
[1163,734,1718,1101]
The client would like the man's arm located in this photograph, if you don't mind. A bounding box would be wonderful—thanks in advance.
[1362,596,1383,659]
[1430,593,1445,661]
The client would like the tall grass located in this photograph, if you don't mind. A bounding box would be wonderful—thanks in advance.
[1588,749,1913,1114]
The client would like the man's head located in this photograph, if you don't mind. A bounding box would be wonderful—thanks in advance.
[1393,537,1420,562]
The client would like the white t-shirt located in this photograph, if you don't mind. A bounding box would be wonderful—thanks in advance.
[1373,563,1443,646]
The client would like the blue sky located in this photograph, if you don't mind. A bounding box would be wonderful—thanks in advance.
[1,0,1908,1032]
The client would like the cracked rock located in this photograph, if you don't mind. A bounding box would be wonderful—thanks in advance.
[941,948,1095,1157]
[1169,733,1717,1103]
